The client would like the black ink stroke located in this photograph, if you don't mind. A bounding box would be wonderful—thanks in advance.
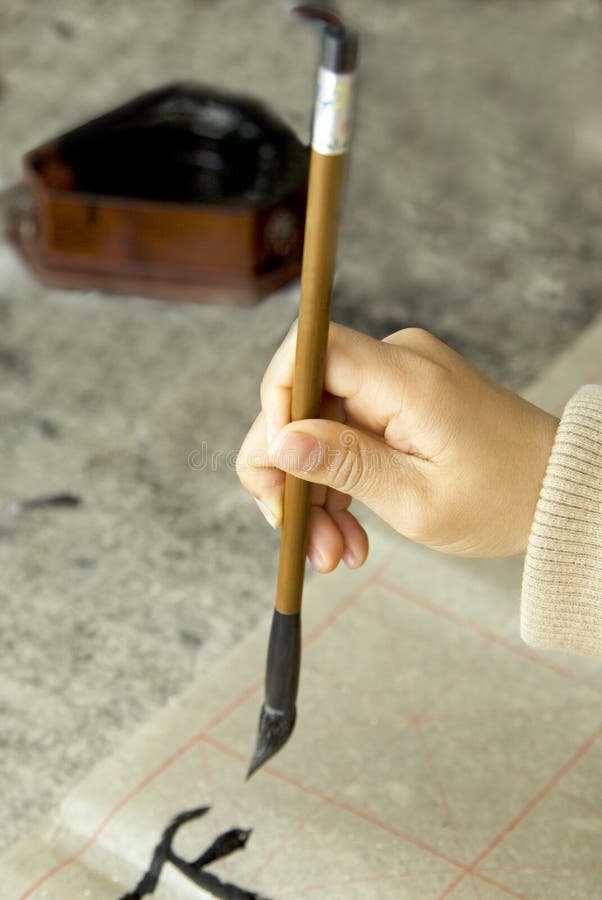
[120,806,271,900]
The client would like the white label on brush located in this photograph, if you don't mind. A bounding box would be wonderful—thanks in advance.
[311,67,354,155]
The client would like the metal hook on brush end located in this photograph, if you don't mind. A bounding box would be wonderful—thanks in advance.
[290,3,344,30]
[292,5,359,73]
[320,21,358,73]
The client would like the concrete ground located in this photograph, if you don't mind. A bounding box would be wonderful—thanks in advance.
[0,0,601,859]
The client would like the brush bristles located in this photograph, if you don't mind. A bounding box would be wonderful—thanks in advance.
[246,704,296,779]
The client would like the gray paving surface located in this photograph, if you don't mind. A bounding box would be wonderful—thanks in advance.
[0,0,601,852]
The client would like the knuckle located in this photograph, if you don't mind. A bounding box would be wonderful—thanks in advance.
[382,327,406,345]
[402,327,436,349]
[404,326,433,342]
[383,326,441,355]
[330,447,374,497]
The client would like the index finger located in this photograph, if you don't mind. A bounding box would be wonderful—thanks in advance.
[260,321,406,442]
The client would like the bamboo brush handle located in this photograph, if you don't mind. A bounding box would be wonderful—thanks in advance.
[275,150,347,616]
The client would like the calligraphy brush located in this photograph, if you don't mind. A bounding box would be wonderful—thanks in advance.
[247,9,359,779]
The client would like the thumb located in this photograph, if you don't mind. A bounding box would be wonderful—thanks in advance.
[268,419,404,505]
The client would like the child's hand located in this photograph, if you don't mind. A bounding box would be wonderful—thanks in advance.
[237,323,559,570]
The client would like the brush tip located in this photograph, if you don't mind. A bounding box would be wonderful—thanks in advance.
[246,703,296,779]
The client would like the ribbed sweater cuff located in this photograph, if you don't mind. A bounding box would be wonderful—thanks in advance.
[521,385,602,656]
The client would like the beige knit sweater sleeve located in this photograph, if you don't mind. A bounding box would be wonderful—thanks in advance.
[521,384,602,656]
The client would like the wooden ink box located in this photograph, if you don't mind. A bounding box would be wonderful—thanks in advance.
[13,83,309,304]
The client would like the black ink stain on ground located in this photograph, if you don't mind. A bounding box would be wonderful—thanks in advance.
[38,418,60,439]
[53,19,75,40]
[120,805,271,900]
[0,345,29,377]
[179,628,203,648]
[10,493,82,514]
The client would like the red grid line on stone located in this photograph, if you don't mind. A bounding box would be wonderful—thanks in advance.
[469,872,527,899]
[19,677,263,900]
[247,798,327,888]
[414,722,482,900]
[247,602,502,894]
[507,761,602,822]
[202,732,468,871]
[376,575,602,694]
[178,733,532,900]
[201,734,529,898]
[198,742,231,878]
[375,591,483,900]
[274,868,476,898]
[278,869,528,899]
[371,576,602,897]
[437,724,602,898]
[481,862,602,876]
[247,634,519,890]
[428,700,601,727]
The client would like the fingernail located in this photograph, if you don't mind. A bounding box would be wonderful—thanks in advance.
[343,549,358,569]
[255,498,279,529]
[308,546,324,571]
[269,431,321,473]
